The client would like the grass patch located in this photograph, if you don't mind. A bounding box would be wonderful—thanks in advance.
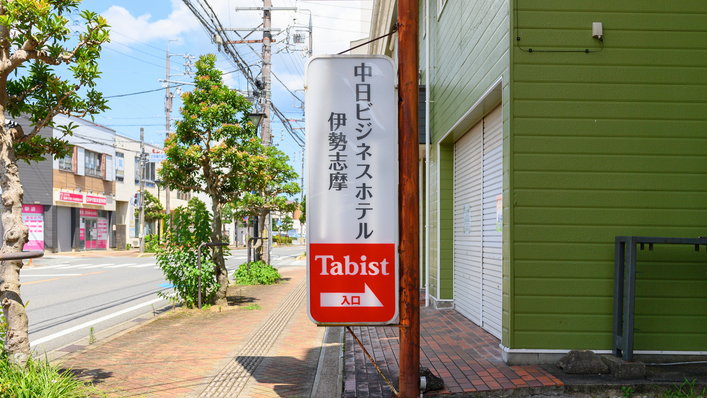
[663,378,706,398]
[0,356,106,397]
[243,304,262,310]
[233,261,281,285]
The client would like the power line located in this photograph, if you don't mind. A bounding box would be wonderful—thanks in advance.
[105,85,186,99]
[111,30,168,52]
[112,40,166,61]
[104,47,173,71]
[103,124,165,127]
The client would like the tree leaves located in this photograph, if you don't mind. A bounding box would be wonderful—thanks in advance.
[1,0,111,163]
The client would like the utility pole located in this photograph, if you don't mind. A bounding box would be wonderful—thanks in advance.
[234,2,297,264]
[163,40,195,224]
[398,0,420,396]
[139,128,146,254]
[262,0,274,263]
[262,0,272,146]
[165,39,178,223]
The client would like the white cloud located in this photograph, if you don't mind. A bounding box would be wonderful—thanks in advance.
[102,0,200,45]
[218,67,236,87]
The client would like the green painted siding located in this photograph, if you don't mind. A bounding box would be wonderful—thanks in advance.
[438,144,454,299]
[511,0,707,350]
[429,145,439,297]
[426,0,511,337]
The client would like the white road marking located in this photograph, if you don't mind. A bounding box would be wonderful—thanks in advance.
[106,263,138,268]
[22,264,72,270]
[21,274,83,277]
[55,264,98,269]
[53,264,89,269]
[82,263,114,269]
[129,263,156,268]
[30,297,164,347]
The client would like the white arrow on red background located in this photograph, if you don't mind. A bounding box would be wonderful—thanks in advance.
[320,284,383,307]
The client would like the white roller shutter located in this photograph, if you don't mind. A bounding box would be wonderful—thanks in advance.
[481,106,503,339]
[453,104,503,339]
[453,122,483,325]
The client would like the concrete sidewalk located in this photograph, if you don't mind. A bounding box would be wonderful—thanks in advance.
[56,266,338,397]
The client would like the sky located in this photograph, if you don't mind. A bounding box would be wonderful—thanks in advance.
[69,0,373,185]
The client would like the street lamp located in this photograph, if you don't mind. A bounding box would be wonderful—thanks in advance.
[247,112,267,130]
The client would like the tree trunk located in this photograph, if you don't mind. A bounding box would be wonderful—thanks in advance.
[210,200,228,305]
[254,209,271,264]
[0,124,31,366]
[262,210,271,264]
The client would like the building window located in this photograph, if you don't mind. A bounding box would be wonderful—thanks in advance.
[84,150,102,177]
[145,162,156,182]
[177,190,191,201]
[135,158,156,183]
[59,153,72,171]
[116,152,124,182]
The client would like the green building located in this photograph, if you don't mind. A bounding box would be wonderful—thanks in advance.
[368,0,707,364]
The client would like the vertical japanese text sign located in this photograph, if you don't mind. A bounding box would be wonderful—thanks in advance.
[306,55,398,325]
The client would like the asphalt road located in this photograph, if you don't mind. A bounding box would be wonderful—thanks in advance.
[21,244,306,355]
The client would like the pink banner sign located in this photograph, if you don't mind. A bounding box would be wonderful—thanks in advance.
[97,218,108,249]
[22,205,43,214]
[59,191,84,203]
[22,210,44,251]
[86,195,107,206]
[80,208,98,218]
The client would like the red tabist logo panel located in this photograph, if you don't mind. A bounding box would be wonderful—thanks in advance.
[309,243,397,324]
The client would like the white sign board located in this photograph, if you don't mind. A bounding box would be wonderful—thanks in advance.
[306,55,398,325]
[149,153,167,163]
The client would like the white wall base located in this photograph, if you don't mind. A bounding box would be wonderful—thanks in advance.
[501,346,707,365]
[428,296,454,309]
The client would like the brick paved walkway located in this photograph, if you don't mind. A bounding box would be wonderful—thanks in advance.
[344,308,564,397]
[60,267,323,397]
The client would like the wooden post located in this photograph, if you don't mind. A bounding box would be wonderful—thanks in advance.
[398,0,420,396]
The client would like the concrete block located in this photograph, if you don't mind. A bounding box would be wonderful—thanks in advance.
[601,354,646,379]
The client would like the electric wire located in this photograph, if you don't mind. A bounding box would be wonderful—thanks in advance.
[104,47,172,71]
[105,84,187,99]
[111,30,169,52]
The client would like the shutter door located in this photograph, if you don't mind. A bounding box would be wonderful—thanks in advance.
[481,105,503,339]
[453,122,483,325]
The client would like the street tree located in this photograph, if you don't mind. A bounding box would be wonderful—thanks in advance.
[231,145,300,263]
[135,190,167,225]
[0,1,109,365]
[281,215,294,233]
[159,54,260,304]
[299,195,306,225]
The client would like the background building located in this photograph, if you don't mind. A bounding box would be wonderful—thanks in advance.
[51,115,117,252]
[114,134,190,249]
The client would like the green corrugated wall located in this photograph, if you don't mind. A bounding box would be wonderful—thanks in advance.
[425,0,511,338]
[424,0,707,352]
[511,0,707,350]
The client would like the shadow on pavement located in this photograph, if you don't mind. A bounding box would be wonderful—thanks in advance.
[234,348,322,397]
[62,367,114,385]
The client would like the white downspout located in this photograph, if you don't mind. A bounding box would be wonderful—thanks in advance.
[424,0,431,307]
